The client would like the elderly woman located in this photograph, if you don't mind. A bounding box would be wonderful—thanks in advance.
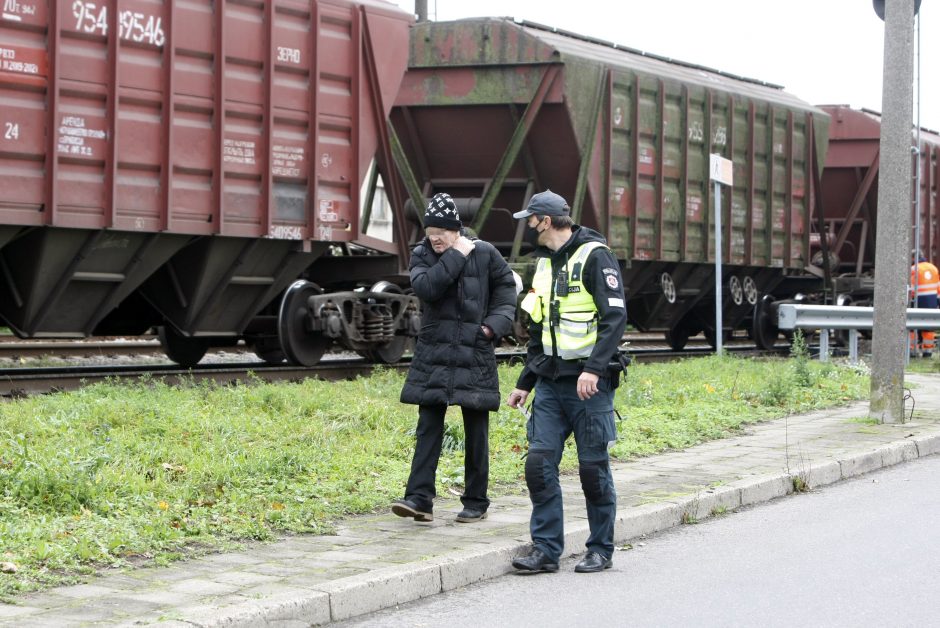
[392,193,517,523]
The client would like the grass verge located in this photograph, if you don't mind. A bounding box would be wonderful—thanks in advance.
[906,356,940,374]
[0,355,868,598]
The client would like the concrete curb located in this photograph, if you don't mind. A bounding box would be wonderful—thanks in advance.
[183,432,940,626]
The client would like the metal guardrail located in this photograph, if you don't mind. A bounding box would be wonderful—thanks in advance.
[777,304,940,363]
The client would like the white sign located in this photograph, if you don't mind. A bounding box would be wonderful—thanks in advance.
[709,153,733,186]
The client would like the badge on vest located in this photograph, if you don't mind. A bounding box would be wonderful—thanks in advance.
[567,286,581,294]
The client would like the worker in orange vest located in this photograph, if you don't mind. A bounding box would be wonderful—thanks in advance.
[910,253,940,357]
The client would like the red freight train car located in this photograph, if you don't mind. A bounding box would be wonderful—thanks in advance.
[387,18,830,350]
[0,0,416,365]
[817,105,940,305]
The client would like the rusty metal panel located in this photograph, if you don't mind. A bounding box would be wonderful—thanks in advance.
[820,105,940,275]
[0,0,410,340]
[392,18,827,276]
[0,0,411,243]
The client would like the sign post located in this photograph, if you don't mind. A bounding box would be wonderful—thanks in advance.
[709,154,733,355]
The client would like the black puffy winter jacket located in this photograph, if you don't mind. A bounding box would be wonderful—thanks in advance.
[400,234,517,411]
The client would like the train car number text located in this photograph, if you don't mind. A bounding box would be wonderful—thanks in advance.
[72,1,166,47]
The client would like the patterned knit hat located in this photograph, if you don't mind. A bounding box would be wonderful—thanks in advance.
[424,192,461,230]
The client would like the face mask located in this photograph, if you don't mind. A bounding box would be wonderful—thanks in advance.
[523,220,543,248]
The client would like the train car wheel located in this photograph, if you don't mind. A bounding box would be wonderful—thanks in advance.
[743,277,759,305]
[703,325,731,349]
[664,322,691,351]
[251,336,286,364]
[729,276,744,306]
[158,325,209,368]
[278,280,331,366]
[660,273,677,303]
[752,295,781,351]
[369,336,409,364]
[360,281,409,363]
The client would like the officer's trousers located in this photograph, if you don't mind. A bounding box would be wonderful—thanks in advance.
[910,293,939,355]
[525,375,618,562]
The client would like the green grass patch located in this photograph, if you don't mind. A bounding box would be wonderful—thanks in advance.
[0,355,868,598]
[611,354,868,458]
[906,357,940,374]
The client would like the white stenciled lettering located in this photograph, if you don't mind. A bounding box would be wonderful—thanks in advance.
[318,200,338,222]
[72,2,165,47]
[276,47,301,64]
[712,126,727,147]
[3,0,36,20]
[56,115,105,157]
[0,48,39,75]
[272,145,304,178]
[269,225,303,240]
[3,0,21,21]
[4,122,19,140]
[223,138,257,165]
[272,166,300,177]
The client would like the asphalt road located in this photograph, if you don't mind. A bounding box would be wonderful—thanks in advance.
[337,454,940,628]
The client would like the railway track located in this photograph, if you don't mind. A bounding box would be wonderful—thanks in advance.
[0,336,165,360]
[0,338,784,398]
[0,358,401,398]
[0,331,744,362]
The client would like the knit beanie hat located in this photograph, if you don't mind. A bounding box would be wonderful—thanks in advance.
[424,192,461,230]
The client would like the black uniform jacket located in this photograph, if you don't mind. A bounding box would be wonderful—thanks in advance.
[515,225,628,391]
[400,233,517,411]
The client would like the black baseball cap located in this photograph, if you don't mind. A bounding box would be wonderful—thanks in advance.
[512,190,570,219]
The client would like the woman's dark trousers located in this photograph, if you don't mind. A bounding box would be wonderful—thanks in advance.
[405,404,490,512]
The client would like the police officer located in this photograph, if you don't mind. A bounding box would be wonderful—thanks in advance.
[506,190,628,574]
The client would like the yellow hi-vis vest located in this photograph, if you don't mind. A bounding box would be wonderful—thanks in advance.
[520,241,607,360]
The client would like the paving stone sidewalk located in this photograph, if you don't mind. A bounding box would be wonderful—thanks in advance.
[3,374,940,627]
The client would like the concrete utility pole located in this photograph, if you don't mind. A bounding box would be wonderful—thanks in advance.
[869,0,916,423]
[415,0,428,22]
